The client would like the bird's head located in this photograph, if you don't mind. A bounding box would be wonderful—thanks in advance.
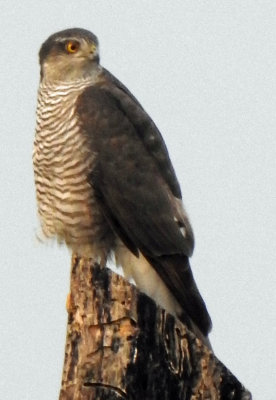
[39,28,100,82]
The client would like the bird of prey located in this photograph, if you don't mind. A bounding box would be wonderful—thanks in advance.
[33,28,212,346]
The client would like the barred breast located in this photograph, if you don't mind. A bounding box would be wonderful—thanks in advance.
[33,78,113,260]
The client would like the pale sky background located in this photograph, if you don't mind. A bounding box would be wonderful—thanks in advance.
[0,1,275,399]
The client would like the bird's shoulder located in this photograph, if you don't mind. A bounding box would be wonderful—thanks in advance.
[76,68,182,199]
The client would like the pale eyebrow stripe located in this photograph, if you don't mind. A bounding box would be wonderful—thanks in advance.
[54,37,83,43]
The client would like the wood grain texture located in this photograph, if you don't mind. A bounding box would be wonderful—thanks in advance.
[59,256,251,400]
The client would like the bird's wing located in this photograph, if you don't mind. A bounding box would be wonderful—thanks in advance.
[101,68,183,200]
[77,81,193,256]
[76,81,212,335]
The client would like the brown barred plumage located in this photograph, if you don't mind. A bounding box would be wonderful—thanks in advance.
[33,77,114,260]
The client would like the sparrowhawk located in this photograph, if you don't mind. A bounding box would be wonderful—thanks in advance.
[33,28,212,347]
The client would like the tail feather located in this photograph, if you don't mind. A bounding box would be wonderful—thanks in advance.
[146,254,212,337]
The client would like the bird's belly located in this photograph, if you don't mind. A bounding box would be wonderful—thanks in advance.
[34,153,107,253]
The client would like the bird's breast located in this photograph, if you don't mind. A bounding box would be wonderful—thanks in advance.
[33,80,112,259]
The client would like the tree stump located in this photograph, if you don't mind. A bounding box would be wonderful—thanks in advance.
[59,256,252,400]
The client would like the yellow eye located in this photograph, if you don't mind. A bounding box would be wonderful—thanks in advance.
[65,41,80,54]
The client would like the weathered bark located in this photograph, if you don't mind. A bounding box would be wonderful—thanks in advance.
[59,256,252,400]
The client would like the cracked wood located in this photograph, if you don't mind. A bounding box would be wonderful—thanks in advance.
[59,256,251,400]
